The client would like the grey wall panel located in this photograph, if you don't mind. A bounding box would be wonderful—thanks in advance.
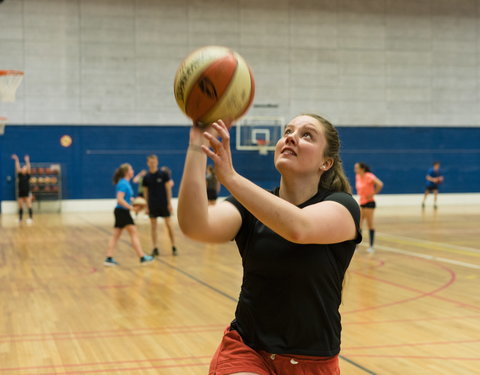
[1,0,480,126]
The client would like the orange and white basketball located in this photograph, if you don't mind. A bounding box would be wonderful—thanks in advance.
[174,46,255,128]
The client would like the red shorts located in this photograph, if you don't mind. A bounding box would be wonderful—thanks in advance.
[209,327,340,375]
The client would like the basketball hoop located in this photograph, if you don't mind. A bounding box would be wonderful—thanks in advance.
[0,70,24,102]
[257,139,269,155]
[0,116,7,135]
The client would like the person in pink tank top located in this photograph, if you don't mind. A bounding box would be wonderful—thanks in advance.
[354,162,384,253]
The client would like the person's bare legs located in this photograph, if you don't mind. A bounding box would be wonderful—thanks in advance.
[17,198,25,222]
[433,190,438,208]
[364,208,375,252]
[164,217,175,247]
[149,217,158,250]
[422,190,429,207]
[125,225,144,258]
[106,228,123,258]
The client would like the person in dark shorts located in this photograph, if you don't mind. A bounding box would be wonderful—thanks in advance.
[422,161,443,209]
[142,155,177,256]
[354,162,383,253]
[178,115,362,375]
[12,154,33,224]
[104,163,154,266]
[206,165,220,205]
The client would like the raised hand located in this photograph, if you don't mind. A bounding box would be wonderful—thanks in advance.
[201,120,236,186]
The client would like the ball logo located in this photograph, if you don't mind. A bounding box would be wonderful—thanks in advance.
[175,59,202,104]
[199,77,217,99]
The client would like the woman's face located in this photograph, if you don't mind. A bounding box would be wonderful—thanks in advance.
[354,163,363,175]
[274,115,327,176]
[127,166,134,179]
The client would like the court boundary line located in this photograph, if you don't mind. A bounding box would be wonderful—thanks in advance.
[375,244,480,270]
[377,232,480,254]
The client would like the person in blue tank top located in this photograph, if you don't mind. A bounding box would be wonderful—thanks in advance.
[104,163,154,266]
[422,161,444,209]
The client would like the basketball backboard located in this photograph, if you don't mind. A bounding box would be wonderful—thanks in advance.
[235,116,284,155]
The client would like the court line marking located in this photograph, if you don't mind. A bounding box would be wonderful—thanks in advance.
[85,219,378,375]
[375,244,480,270]
[345,258,458,314]
[0,355,211,373]
[30,361,210,375]
[341,354,480,361]
[344,338,479,351]
[0,327,223,344]
[377,232,480,255]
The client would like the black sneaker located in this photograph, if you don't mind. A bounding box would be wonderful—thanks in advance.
[172,246,178,256]
[151,248,159,257]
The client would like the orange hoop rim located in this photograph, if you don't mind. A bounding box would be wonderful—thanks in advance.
[0,116,7,121]
[0,70,24,76]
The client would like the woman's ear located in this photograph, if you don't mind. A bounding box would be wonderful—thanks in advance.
[321,158,334,171]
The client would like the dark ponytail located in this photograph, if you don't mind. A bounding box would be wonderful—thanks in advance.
[357,162,371,173]
[304,114,352,194]
[113,163,131,184]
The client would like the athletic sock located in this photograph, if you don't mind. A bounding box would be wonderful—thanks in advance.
[28,208,33,218]
[369,229,375,248]
[19,208,23,221]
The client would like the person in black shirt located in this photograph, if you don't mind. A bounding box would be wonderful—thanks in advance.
[178,115,361,375]
[12,154,34,224]
[142,155,177,256]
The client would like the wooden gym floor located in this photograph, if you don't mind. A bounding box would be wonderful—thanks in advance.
[0,203,478,375]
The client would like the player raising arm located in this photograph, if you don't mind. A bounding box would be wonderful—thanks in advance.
[178,114,361,375]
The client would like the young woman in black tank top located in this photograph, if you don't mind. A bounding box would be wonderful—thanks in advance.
[178,115,361,375]
[12,154,33,224]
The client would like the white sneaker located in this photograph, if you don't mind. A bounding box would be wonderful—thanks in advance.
[366,247,375,253]
[26,218,33,225]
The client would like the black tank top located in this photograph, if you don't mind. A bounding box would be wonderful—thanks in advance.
[226,188,361,356]
[17,173,31,194]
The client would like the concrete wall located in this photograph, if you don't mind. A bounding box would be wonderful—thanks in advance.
[1,0,480,126]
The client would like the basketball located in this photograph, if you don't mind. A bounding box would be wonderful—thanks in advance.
[132,197,147,209]
[173,46,255,128]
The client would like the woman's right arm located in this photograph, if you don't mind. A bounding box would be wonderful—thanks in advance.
[178,126,242,243]
[11,154,20,172]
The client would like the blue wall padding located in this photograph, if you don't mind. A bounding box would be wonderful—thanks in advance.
[1,125,479,201]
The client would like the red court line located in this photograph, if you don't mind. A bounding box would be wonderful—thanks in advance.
[345,264,456,314]
[0,355,211,373]
[0,323,225,346]
[343,338,480,351]
[342,354,480,361]
[0,323,224,339]
[34,361,210,375]
[350,258,386,272]
[343,314,480,326]
[0,327,223,344]
[343,256,480,314]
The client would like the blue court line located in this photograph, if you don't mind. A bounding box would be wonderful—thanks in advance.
[86,218,378,375]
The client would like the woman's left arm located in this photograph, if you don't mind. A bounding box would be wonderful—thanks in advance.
[373,176,384,194]
[202,121,356,245]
